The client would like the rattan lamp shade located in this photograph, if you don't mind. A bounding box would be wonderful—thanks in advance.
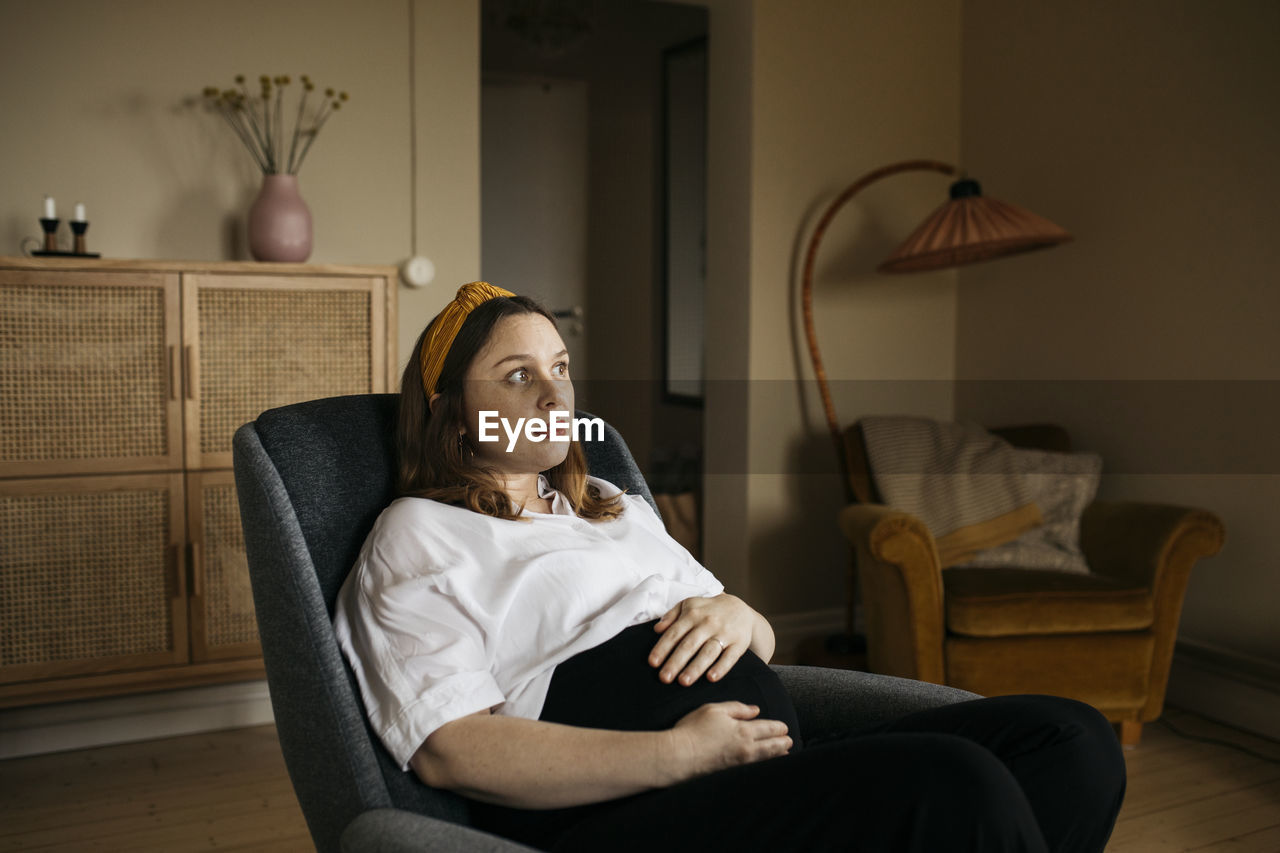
[878,179,1071,273]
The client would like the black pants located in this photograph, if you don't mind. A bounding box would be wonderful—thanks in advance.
[469,622,1126,852]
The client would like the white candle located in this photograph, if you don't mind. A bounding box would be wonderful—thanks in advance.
[74,203,86,222]
[43,196,56,219]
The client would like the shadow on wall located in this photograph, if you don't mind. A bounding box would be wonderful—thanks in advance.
[154,187,254,262]
[7,216,40,258]
[157,96,261,260]
[954,380,1280,476]
[82,90,261,260]
[746,431,850,615]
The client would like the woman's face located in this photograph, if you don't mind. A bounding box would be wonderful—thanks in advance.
[461,313,574,476]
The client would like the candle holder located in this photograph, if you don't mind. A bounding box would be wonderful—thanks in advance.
[70,220,89,255]
[29,217,100,258]
[40,217,59,252]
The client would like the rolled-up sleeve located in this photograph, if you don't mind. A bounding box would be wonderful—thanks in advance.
[335,544,505,770]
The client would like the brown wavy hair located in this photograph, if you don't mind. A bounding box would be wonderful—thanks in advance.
[396,294,625,521]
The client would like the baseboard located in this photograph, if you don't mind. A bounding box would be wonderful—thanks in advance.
[1165,639,1280,742]
[0,680,275,759]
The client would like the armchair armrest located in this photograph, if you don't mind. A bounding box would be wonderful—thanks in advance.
[838,504,947,684]
[1080,500,1225,721]
[1080,500,1225,589]
[341,808,542,853]
[772,664,978,744]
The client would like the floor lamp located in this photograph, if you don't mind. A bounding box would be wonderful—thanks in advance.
[799,158,1071,656]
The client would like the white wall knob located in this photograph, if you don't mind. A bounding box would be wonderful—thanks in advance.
[399,255,436,288]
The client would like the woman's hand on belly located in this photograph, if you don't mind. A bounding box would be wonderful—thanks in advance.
[669,701,793,778]
[650,593,776,687]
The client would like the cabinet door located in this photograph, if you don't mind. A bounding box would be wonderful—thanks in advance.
[186,471,260,661]
[0,270,183,477]
[0,474,188,685]
[182,273,388,470]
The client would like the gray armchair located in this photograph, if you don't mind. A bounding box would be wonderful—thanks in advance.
[232,394,979,852]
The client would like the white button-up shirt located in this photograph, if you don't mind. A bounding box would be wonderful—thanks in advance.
[333,475,724,769]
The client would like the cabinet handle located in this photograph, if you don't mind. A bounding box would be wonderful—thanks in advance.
[182,345,196,400]
[168,544,182,599]
[166,345,177,401]
[187,542,202,598]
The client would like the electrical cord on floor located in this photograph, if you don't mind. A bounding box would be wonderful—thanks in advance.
[1156,716,1280,765]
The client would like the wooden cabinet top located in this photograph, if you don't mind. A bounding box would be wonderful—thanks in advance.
[0,256,398,279]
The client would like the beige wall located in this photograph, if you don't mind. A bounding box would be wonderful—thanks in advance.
[409,0,483,361]
[0,0,479,371]
[957,1,1280,664]
[701,0,961,613]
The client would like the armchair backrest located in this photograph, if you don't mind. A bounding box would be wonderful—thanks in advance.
[843,420,1072,504]
[232,394,655,852]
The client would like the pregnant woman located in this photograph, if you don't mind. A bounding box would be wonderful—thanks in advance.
[334,282,1125,852]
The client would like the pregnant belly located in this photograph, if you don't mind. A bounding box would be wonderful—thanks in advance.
[539,619,803,751]
[469,620,803,849]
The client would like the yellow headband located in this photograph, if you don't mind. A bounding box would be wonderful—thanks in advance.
[419,281,516,398]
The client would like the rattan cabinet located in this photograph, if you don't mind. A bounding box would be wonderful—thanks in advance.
[0,258,397,706]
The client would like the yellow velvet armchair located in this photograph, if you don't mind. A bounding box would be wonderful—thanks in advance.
[837,423,1225,746]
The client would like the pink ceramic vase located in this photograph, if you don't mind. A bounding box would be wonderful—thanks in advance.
[247,174,313,262]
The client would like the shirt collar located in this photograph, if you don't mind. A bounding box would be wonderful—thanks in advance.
[529,474,573,516]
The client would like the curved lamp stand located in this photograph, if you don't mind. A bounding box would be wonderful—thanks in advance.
[799,158,1071,497]
[800,160,957,495]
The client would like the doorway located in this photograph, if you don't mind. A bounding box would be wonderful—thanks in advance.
[480,0,708,474]
[481,75,590,388]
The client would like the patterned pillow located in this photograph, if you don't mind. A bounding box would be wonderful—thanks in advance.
[952,447,1103,574]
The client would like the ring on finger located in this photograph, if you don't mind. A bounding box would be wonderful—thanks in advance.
[707,636,726,651]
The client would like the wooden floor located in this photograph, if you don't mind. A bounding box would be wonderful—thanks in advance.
[1106,708,1280,852]
[1,707,1277,851]
[0,725,309,852]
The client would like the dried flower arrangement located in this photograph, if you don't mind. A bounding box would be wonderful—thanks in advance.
[202,75,349,175]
